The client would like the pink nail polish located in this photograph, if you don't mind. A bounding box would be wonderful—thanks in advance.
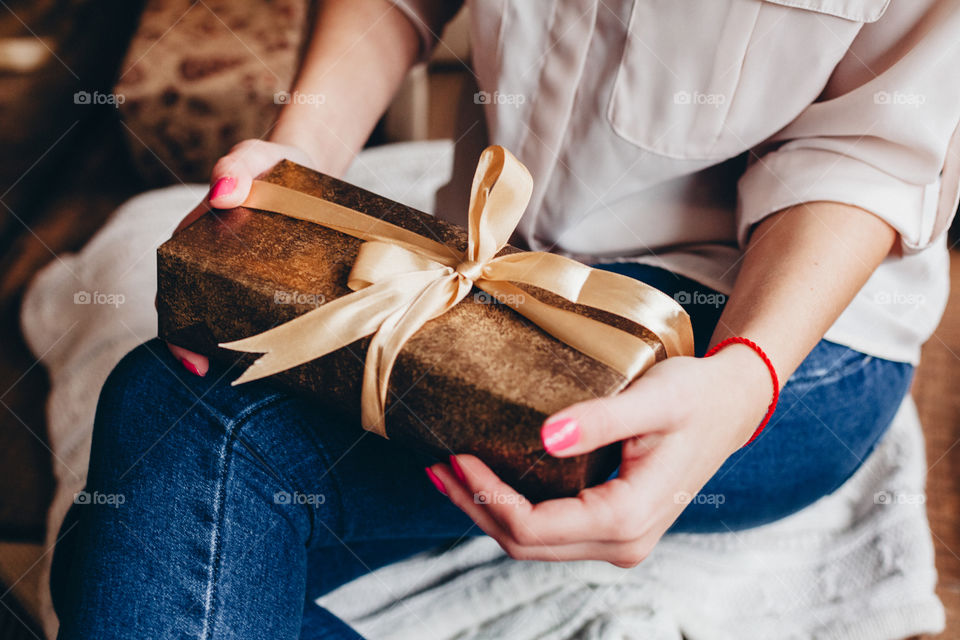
[541,416,580,454]
[180,358,202,377]
[210,176,236,200]
[425,468,447,495]
[449,455,467,484]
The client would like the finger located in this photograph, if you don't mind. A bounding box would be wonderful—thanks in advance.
[209,140,286,208]
[446,455,646,546]
[616,426,729,522]
[540,372,678,458]
[429,462,513,539]
[208,154,253,209]
[432,463,651,566]
[167,343,209,377]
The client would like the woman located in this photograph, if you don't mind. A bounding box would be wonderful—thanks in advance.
[51,0,959,638]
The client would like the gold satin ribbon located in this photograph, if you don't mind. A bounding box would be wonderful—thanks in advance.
[221,146,694,437]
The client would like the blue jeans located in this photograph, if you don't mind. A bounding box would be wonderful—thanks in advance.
[50,265,912,639]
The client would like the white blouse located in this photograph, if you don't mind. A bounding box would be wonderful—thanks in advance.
[395,0,960,364]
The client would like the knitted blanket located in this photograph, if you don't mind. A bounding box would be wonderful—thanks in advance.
[18,141,945,639]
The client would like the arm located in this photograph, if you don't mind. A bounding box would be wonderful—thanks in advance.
[269,0,421,177]
[209,0,423,209]
[709,200,898,417]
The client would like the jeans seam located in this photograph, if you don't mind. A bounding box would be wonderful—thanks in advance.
[786,350,874,388]
[198,393,289,640]
[286,408,351,548]
[195,392,306,493]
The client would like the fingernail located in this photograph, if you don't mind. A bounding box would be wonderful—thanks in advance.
[449,455,466,484]
[425,467,447,495]
[180,358,203,377]
[210,176,236,200]
[541,416,580,454]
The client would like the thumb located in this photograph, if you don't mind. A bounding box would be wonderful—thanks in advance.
[540,384,669,458]
[208,154,255,209]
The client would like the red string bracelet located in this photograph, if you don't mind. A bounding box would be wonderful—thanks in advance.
[704,337,779,446]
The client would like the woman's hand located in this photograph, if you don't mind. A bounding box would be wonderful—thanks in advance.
[428,345,771,567]
[165,140,316,376]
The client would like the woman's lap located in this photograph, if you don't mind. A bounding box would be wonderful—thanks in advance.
[50,265,913,638]
[51,339,475,639]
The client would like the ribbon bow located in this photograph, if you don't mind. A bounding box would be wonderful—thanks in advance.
[221,146,693,437]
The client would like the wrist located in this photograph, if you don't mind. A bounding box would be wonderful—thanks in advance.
[706,342,778,443]
[269,109,357,178]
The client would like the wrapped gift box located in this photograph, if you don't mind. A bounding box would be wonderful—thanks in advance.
[157,159,683,501]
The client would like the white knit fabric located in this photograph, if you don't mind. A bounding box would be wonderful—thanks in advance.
[319,398,943,640]
[14,140,945,639]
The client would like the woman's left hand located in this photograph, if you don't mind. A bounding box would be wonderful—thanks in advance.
[428,345,772,567]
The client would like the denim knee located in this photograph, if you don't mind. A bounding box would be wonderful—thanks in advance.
[93,339,293,467]
[91,340,207,469]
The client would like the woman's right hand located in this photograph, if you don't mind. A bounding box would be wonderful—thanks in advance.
[165,139,317,376]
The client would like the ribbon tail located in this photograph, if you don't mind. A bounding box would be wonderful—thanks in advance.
[221,271,442,385]
[360,274,466,436]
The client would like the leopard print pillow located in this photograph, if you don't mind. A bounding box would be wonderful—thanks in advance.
[115,0,308,185]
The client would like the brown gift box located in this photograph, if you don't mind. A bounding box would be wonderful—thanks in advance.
[157,160,675,501]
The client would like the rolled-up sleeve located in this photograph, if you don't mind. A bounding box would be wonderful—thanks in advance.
[388,0,463,60]
[737,1,960,253]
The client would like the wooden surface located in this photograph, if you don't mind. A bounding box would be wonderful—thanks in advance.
[913,250,960,639]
